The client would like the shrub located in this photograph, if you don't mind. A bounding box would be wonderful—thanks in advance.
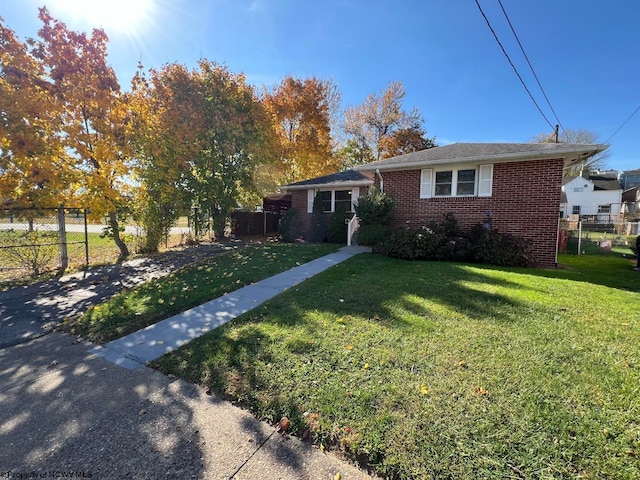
[278,208,302,243]
[0,229,59,276]
[377,213,531,267]
[357,224,393,247]
[354,187,396,226]
[308,193,327,243]
[327,205,349,244]
[469,223,531,267]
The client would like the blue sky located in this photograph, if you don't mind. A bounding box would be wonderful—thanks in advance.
[3,0,639,171]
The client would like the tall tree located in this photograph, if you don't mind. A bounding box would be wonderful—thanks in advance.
[35,8,132,256]
[263,76,339,185]
[129,61,275,249]
[533,128,610,177]
[342,81,431,168]
[0,18,70,211]
[127,63,197,252]
[378,122,436,159]
[190,60,275,236]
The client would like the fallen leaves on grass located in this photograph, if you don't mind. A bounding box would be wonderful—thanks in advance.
[475,386,488,395]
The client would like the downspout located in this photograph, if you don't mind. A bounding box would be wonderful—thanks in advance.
[376,168,384,192]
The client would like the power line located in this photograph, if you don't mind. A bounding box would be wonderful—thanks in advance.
[474,0,555,131]
[604,104,640,144]
[497,0,566,138]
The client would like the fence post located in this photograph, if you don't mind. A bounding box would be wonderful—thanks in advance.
[84,209,89,267]
[57,205,68,270]
[577,220,582,255]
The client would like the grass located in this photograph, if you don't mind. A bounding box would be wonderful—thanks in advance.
[64,243,339,343]
[152,250,640,479]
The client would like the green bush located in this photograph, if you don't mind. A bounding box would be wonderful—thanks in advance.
[378,213,531,267]
[354,187,396,226]
[308,193,327,242]
[278,208,302,243]
[327,205,349,244]
[356,224,392,247]
[469,223,531,267]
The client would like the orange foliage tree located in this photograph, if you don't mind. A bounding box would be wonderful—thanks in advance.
[263,76,339,185]
[0,18,71,213]
[34,8,132,256]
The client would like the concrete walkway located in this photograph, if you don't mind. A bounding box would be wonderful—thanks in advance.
[91,246,370,370]
[0,245,374,479]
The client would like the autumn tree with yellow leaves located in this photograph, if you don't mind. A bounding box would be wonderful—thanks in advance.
[263,76,340,185]
[0,17,70,212]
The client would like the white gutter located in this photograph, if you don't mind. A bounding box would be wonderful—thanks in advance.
[356,145,609,172]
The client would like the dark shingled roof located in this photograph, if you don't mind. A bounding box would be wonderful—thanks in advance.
[282,170,374,190]
[589,176,622,191]
[355,142,608,171]
[563,175,622,191]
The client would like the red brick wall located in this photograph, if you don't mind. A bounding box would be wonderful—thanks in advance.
[379,159,564,267]
[290,190,311,233]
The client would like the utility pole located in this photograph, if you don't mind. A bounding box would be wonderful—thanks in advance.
[554,125,559,143]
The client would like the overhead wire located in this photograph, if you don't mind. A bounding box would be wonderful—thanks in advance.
[604,104,640,144]
[497,0,566,138]
[474,0,555,131]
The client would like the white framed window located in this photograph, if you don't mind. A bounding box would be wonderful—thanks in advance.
[435,171,453,196]
[307,189,355,213]
[598,204,611,214]
[456,169,476,195]
[421,164,493,198]
[572,205,581,215]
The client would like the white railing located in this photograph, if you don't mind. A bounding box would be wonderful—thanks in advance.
[346,215,359,246]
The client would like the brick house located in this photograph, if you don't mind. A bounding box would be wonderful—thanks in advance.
[280,169,374,234]
[281,142,607,267]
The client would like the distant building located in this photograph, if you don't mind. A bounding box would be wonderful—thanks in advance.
[620,169,640,190]
[561,172,623,222]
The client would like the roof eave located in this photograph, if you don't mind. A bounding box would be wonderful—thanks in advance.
[280,180,374,191]
[355,145,609,171]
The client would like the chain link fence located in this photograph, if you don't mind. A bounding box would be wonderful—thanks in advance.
[0,208,89,283]
[559,218,639,255]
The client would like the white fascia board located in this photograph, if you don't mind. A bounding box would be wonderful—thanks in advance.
[356,145,609,172]
[280,180,373,192]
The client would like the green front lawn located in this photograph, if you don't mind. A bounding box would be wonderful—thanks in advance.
[65,243,338,342]
[154,252,640,479]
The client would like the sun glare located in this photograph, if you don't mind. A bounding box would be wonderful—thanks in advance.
[49,0,154,35]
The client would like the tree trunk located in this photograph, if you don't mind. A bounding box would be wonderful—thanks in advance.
[108,211,130,257]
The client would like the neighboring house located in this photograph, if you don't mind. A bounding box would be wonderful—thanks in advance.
[620,169,640,190]
[561,173,623,222]
[281,142,607,268]
[622,186,640,216]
